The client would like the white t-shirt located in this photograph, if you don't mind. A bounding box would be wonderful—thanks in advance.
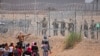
[3,48,9,52]
[9,46,13,52]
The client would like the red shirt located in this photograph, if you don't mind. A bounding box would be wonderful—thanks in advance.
[17,48,22,56]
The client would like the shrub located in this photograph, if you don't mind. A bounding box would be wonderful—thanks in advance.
[65,32,82,49]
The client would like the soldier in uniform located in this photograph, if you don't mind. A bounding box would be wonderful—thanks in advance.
[60,21,66,36]
[68,19,74,33]
[84,20,88,38]
[90,20,95,39]
[52,19,59,36]
[41,17,48,35]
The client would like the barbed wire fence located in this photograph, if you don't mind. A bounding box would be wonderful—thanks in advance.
[0,1,100,39]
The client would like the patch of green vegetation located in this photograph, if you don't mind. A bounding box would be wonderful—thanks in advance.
[65,32,82,49]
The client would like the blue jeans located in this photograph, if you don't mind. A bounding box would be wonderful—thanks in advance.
[43,51,48,56]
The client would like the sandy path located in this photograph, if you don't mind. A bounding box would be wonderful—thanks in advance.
[0,35,100,56]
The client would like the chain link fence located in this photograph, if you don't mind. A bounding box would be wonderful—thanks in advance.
[0,2,100,38]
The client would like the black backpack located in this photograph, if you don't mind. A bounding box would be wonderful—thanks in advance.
[42,39,50,50]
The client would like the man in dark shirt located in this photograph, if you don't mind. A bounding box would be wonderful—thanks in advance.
[31,42,39,56]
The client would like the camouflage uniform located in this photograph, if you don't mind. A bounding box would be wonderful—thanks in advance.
[68,19,74,33]
[41,18,48,35]
[60,21,66,36]
[68,23,74,33]
[84,20,88,38]
[52,19,59,36]
[90,20,95,39]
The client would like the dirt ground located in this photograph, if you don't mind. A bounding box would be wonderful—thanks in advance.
[0,35,100,56]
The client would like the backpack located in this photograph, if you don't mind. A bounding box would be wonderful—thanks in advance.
[42,39,50,51]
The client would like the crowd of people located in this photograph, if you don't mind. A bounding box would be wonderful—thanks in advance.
[0,17,99,56]
[0,32,51,56]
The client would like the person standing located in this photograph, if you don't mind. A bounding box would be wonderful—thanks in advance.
[16,32,31,48]
[3,43,9,56]
[31,42,39,56]
[0,44,5,56]
[23,43,32,56]
[41,36,51,56]
[52,19,59,36]
[84,20,88,38]
[68,19,74,33]
[8,43,14,56]
[90,20,95,39]
[41,17,48,35]
[60,21,66,36]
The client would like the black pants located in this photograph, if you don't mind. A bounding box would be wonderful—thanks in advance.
[8,52,13,56]
[17,41,23,48]
[32,52,39,56]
